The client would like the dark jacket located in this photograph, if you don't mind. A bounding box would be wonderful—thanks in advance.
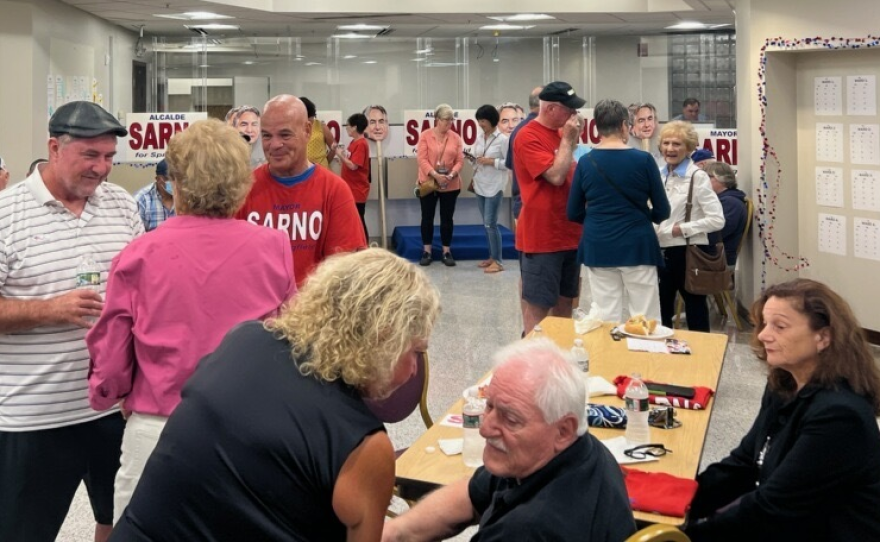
[685,381,880,542]
[708,188,747,265]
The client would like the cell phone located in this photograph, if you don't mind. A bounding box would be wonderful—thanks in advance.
[646,383,696,399]
[463,149,476,162]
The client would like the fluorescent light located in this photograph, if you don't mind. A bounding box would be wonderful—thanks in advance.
[337,24,388,31]
[305,62,322,66]
[330,32,372,39]
[155,12,232,20]
[710,24,733,29]
[479,24,535,31]
[411,58,426,62]
[414,48,433,54]
[487,14,554,22]
[665,21,708,30]
[185,24,240,31]
[243,61,255,65]
[343,55,358,59]
[362,60,377,64]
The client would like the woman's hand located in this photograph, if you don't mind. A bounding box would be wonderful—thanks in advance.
[672,223,684,238]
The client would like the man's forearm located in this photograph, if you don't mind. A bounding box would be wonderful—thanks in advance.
[541,142,575,186]
[384,478,477,542]
[0,297,55,333]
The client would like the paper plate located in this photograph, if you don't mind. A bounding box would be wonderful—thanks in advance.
[614,324,674,340]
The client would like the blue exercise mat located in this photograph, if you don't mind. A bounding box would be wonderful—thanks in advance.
[392,225,518,262]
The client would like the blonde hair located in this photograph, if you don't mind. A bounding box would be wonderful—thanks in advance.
[434,103,454,121]
[164,118,254,218]
[267,249,441,393]
[658,120,699,153]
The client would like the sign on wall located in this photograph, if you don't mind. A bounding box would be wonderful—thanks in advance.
[122,112,207,163]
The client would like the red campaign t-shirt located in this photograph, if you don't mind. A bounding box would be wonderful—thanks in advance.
[235,164,367,287]
[341,137,370,203]
[512,121,582,253]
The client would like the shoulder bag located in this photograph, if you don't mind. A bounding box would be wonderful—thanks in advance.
[682,171,732,295]
[415,135,449,198]
[466,134,500,193]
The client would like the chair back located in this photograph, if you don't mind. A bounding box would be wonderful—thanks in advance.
[624,524,691,542]
[365,352,432,428]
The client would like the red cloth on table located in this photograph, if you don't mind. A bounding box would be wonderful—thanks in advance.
[613,375,714,410]
[621,466,698,518]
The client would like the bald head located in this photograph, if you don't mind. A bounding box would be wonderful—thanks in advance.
[528,87,543,112]
[261,94,313,177]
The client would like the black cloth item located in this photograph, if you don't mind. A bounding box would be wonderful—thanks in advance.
[110,321,384,542]
[685,381,880,542]
[468,433,636,541]
[707,188,747,266]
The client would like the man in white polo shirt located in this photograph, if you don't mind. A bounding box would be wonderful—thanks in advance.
[0,101,143,542]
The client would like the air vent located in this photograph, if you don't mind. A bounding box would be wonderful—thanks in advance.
[376,27,395,37]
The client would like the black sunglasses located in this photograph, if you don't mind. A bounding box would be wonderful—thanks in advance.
[623,444,672,459]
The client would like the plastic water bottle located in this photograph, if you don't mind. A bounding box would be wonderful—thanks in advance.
[624,373,651,445]
[531,325,544,339]
[462,398,485,468]
[571,339,590,395]
[75,253,101,292]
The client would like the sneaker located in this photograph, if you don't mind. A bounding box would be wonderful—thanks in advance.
[442,252,456,267]
[419,251,432,266]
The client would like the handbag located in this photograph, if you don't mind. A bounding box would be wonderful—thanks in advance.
[416,136,450,198]
[682,172,732,295]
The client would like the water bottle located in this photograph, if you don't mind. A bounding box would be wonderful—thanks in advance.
[462,398,485,468]
[571,339,590,397]
[624,372,651,445]
[75,253,101,292]
[531,325,544,339]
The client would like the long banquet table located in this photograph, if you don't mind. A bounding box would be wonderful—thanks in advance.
[394,316,730,525]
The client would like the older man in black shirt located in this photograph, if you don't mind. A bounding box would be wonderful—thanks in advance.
[382,339,635,542]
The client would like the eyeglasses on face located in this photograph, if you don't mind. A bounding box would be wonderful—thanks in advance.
[623,444,672,459]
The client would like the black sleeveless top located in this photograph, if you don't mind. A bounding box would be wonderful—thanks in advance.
[110,321,385,541]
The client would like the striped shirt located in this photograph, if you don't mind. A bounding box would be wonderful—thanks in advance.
[0,171,143,431]
[134,182,175,232]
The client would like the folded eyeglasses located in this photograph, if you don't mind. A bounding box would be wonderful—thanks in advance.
[623,444,672,460]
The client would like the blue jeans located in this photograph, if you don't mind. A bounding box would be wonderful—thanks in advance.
[476,192,503,263]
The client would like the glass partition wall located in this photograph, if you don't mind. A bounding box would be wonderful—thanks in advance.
[150,32,734,127]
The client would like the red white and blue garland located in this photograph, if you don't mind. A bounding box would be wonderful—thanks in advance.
[756,35,880,288]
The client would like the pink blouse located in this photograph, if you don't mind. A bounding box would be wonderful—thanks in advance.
[417,128,464,191]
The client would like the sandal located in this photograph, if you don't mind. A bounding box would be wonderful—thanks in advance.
[478,259,493,268]
[484,262,504,273]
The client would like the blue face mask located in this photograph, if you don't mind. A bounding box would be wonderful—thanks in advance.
[163,181,173,195]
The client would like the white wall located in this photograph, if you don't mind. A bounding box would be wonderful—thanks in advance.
[0,0,138,182]
[595,35,644,107]
[737,0,880,328]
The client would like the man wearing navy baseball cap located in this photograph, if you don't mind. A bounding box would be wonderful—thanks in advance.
[513,81,586,335]
[0,101,143,542]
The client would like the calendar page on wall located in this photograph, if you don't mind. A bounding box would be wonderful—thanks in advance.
[795,50,880,329]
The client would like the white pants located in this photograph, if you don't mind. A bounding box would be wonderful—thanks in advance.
[113,412,168,524]
[586,265,661,323]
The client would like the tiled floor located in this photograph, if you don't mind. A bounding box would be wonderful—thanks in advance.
[58,258,768,541]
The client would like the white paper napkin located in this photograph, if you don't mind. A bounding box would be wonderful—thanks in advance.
[438,438,463,456]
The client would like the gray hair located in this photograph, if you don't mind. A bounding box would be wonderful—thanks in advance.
[363,104,387,116]
[492,338,587,435]
[594,99,631,137]
[705,161,737,189]
[528,87,543,110]
[434,103,454,121]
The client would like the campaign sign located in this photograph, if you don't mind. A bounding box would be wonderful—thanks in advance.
[696,128,738,167]
[123,112,207,163]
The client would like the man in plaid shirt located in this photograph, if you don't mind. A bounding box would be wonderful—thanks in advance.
[134,159,175,231]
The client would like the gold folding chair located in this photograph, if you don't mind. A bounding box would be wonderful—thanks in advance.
[625,524,691,542]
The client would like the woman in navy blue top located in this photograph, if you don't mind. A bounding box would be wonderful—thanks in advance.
[567,99,670,324]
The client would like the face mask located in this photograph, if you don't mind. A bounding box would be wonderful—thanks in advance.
[164,181,173,195]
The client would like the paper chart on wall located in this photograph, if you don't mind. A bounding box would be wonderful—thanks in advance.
[815,76,842,116]
[847,75,877,116]
[818,213,847,256]
[816,123,844,163]
[851,170,880,212]
[854,218,880,261]
[815,167,844,207]
[849,124,880,165]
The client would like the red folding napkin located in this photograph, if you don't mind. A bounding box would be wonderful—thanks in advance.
[621,466,699,518]
[613,375,714,410]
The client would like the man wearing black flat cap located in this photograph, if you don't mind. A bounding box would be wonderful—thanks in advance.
[512,81,586,335]
[0,101,143,542]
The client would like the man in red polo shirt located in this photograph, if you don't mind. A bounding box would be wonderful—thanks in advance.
[513,82,585,334]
